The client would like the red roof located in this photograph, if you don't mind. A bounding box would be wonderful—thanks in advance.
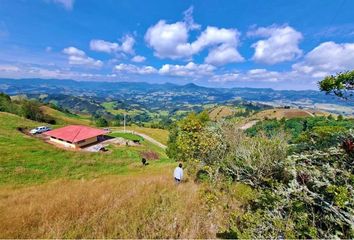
[44,125,107,143]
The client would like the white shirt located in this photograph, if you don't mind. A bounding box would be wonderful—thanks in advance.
[174,167,183,180]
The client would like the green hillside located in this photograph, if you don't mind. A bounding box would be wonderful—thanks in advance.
[40,106,92,126]
[0,111,242,238]
[0,112,170,186]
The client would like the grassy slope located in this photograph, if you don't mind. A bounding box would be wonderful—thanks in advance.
[208,106,234,121]
[0,171,242,238]
[0,111,244,238]
[108,132,144,142]
[113,126,169,145]
[253,108,332,120]
[0,112,170,186]
[101,101,143,116]
[40,106,92,126]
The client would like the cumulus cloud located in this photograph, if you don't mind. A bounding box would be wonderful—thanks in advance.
[210,72,239,82]
[159,62,215,77]
[119,35,135,54]
[145,20,190,59]
[0,63,112,80]
[145,8,243,65]
[248,25,303,64]
[89,40,119,53]
[131,55,146,63]
[90,35,135,54]
[114,64,157,74]
[51,0,74,10]
[0,65,20,72]
[113,62,216,78]
[292,41,354,77]
[63,46,103,67]
[205,44,244,65]
[210,68,293,83]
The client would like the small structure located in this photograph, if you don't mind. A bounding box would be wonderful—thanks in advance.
[44,125,108,149]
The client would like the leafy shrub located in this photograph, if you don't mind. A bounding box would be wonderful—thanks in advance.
[230,138,354,239]
[170,112,354,238]
[0,93,55,124]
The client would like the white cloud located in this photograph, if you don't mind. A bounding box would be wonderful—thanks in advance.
[90,35,135,55]
[51,0,74,10]
[145,20,190,59]
[89,40,119,53]
[113,62,215,78]
[145,9,243,65]
[248,25,303,64]
[183,6,201,30]
[210,68,293,83]
[210,72,239,82]
[205,44,244,65]
[159,62,215,77]
[131,55,146,63]
[292,41,354,77]
[0,65,20,72]
[63,46,103,68]
[63,46,85,56]
[114,64,157,75]
[120,35,135,54]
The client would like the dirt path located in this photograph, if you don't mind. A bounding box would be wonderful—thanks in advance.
[303,110,315,117]
[239,120,259,130]
[113,130,167,149]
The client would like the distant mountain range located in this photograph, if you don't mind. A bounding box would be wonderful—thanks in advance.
[0,78,352,115]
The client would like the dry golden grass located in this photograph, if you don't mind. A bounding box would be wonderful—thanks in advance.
[0,171,235,238]
[254,108,319,120]
[209,106,234,121]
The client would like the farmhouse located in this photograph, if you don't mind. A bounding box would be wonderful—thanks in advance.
[44,125,108,149]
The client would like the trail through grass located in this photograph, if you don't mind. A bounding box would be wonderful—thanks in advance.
[113,126,169,145]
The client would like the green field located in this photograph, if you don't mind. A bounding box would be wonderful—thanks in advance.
[40,106,92,126]
[113,126,169,145]
[0,112,170,186]
[0,111,236,239]
[108,132,144,142]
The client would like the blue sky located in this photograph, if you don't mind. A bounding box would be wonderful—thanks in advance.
[0,0,354,89]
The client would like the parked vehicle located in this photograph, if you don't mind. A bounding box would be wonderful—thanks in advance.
[30,126,51,135]
[103,128,111,133]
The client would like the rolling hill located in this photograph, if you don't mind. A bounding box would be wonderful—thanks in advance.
[0,111,241,238]
[252,108,333,120]
[40,106,92,126]
[208,106,235,121]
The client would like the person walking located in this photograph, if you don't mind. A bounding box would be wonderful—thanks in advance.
[173,163,183,183]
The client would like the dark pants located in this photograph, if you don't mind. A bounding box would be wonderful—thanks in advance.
[174,177,181,183]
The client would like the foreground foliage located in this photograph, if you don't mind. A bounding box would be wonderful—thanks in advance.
[168,113,354,238]
[319,70,354,100]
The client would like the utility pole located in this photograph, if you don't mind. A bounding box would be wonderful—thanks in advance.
[123,113,126,133]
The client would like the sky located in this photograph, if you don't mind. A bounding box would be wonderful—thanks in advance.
[0,0,354,90]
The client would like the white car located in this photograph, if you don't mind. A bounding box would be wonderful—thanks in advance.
[30,126,51,135]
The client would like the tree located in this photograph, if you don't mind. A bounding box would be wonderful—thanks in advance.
[319,70,354,100]
[0,93,12,112]
[95,117,108,127]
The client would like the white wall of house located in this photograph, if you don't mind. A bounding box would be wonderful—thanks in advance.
[49,136,99,148]
[75,136,98,148]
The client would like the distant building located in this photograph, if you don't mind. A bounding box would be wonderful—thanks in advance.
[44,125,108,148]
